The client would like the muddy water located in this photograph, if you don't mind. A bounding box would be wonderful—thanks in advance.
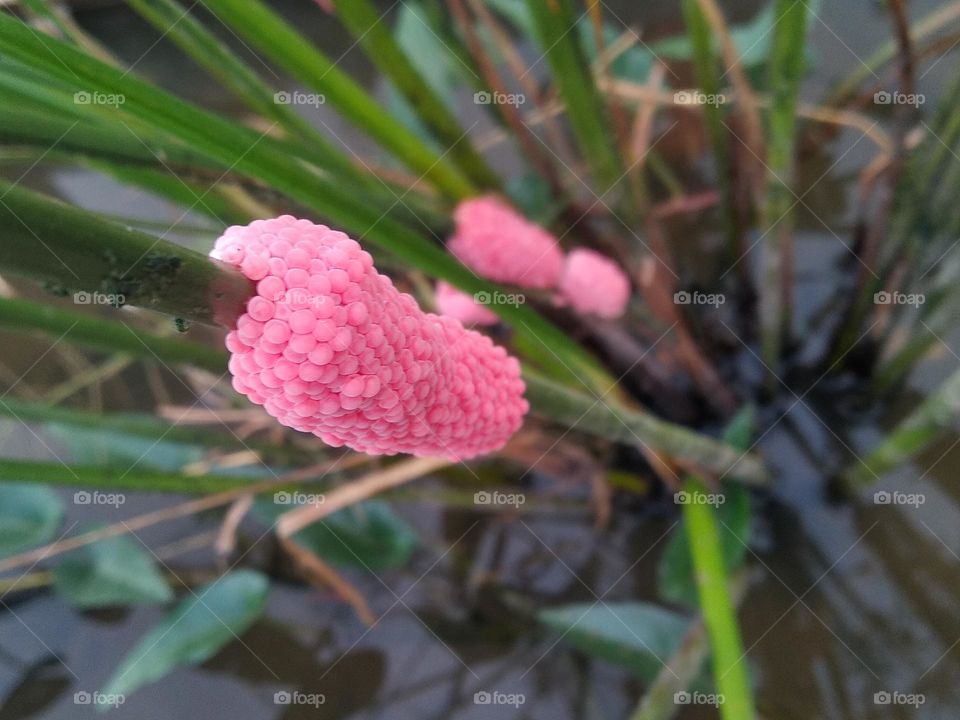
[2,1,960,718]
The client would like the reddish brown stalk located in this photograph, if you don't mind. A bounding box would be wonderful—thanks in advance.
[447,0,565,195]
[466,0,573,161]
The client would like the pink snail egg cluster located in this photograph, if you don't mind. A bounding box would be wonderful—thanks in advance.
[558,248,631,320]
[434,282,498,327]
[449,196,564,289]
[212,216,528,460]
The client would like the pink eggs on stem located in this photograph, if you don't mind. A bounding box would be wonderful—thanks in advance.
[212,216,528,460]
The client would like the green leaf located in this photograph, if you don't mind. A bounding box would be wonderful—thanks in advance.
[506,173,563,225]
[45,424,205,472]
[100,570,269,699]
[538,602,690,679]
[0,484,64,558]
[52,535,172,608]
[255,499,417,570]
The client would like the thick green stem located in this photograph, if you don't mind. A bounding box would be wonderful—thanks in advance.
[682,477,756,720]
[0,182,252,329]
[523,371,767,485]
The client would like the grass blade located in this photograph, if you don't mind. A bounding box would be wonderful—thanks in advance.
[680,477,756,720]
[198,0,477,199]
[524,0,622,196]
[843,366,960,490]
[330,0,500,189]
[759,0,809,369]
[0,297,228,372]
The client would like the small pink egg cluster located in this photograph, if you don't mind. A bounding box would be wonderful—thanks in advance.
[449,197,564,289]
[212,216,528,460]
[558,249,631,320]
[434,282,498,326]
[438,196,631,324]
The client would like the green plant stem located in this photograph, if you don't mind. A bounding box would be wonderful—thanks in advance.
[198,0,476,200]
[523,371,767,485]
[0,297,227,373]
[681,476,756,720]
[330,0,500,190]
[630,570,749,720]
[524,0,622,197]
[0,182,252,329]
[759,0,809,374]
[844,366,960,490]
[0,458,272,494]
